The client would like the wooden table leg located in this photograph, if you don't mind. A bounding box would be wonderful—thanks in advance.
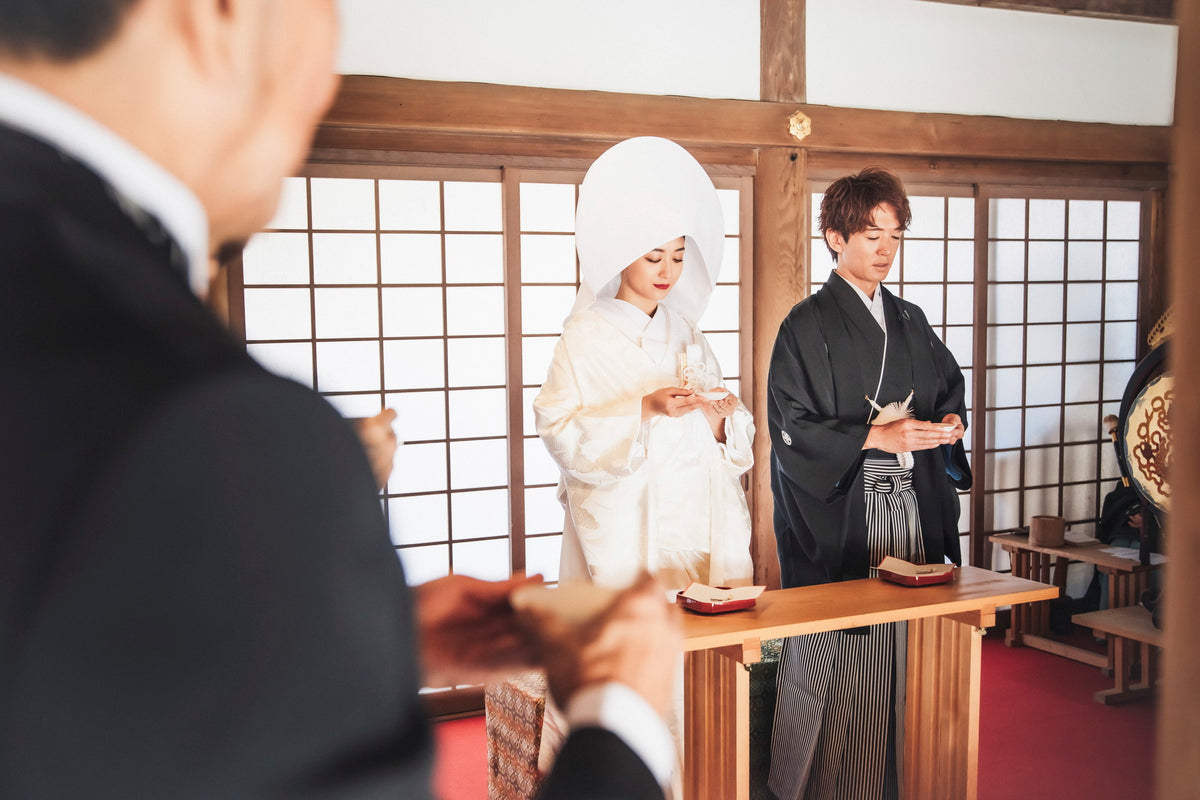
[1003,546,1020,646]
[1103,570,1128,674]
[905,616,983,800]
[1092,634,1155,704]
[1006,549,1027,647]
[1036,554,1051,634]
[683,647,752,800]
[1051,554,1068,590]
[1113,635,1130,693]
[1110,571,1125,608]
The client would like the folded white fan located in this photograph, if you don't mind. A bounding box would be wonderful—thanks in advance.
[867,389,915,469]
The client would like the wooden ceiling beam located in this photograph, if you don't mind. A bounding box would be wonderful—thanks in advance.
[916,0,1174,24]
[316,75,1169,165]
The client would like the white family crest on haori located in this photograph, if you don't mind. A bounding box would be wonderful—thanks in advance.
[867,389,916,470]
[570,136,725,322]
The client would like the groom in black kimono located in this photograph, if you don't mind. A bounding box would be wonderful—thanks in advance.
[766,167,971,800]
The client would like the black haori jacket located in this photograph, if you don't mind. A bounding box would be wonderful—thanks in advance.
[767,272,971,588]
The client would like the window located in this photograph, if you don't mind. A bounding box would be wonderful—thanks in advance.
[808,184,1145,577]
[240,165,1147,589]
[981,192,1142,591]
[238,163,751,587]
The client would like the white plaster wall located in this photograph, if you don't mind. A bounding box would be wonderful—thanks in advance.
[805,0,1176,125]
[336,0,1176,125]
[335,0,760,101]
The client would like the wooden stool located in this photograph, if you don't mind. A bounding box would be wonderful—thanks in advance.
[1072,606,1163,704]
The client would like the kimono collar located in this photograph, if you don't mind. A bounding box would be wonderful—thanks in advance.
[834,270,886,331]
[593,297,655,335]
[822,271,886,345]
[569,137,725,323]
[590,298,677,360]
[816,272,888,415]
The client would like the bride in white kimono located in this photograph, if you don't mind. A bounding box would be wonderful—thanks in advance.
[533,136,755,593]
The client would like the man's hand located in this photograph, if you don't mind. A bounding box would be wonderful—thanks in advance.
[516,573,682,717]
[413,573,542,687]
[642,386,704,422]
[864,413,962,453]
[352,409,398,489]
[940,413,965,444]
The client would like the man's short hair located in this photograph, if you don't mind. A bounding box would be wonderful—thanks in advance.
[0,0,139,61]
[818,166,912,262]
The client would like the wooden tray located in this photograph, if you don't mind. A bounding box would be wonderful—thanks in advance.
[877,564,957,587]
[676,592,758,614]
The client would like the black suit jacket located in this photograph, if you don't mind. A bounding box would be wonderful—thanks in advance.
[0,124,661,800]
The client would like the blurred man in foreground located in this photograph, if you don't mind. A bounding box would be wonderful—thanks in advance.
[0,2,678,797]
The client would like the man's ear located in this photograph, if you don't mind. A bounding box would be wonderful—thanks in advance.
[172,0,252,83]
[825,229,844,255]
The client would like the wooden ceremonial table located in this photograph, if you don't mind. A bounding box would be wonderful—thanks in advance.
[680,566,1057,800]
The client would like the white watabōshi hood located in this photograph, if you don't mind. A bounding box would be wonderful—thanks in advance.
[572,136,725,322]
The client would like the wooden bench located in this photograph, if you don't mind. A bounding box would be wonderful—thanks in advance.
[989,533,1161,671]
[1072,605,1162,704]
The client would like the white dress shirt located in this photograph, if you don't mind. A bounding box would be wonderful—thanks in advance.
[0,73,209,295]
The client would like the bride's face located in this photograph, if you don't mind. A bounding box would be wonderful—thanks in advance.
[615,236,685,314]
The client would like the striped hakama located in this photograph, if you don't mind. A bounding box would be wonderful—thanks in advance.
[768,457,925,800]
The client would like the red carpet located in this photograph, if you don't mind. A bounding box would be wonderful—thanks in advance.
[977,631,1156,800]
[433,631,1156,800]
[433,715,489,800]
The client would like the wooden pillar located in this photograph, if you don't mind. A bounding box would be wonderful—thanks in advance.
[214,247,245,341]
[1158,2,1200,797]
[760,0,805,103]
[752,0,807,588]
[501,167,528,574]
[751,149,806,588]
[1137,186,1169,359]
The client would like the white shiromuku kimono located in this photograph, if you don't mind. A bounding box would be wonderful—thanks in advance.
[529,135,755,791]
[534,297,755,591]
[531,135,755,593]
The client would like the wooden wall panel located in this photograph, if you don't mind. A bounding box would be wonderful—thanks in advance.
[317,76,1169,165]
[1159,0,1199,795]
[807,152,1166,188]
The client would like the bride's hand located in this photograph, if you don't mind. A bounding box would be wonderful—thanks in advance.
[642,386,705,421]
